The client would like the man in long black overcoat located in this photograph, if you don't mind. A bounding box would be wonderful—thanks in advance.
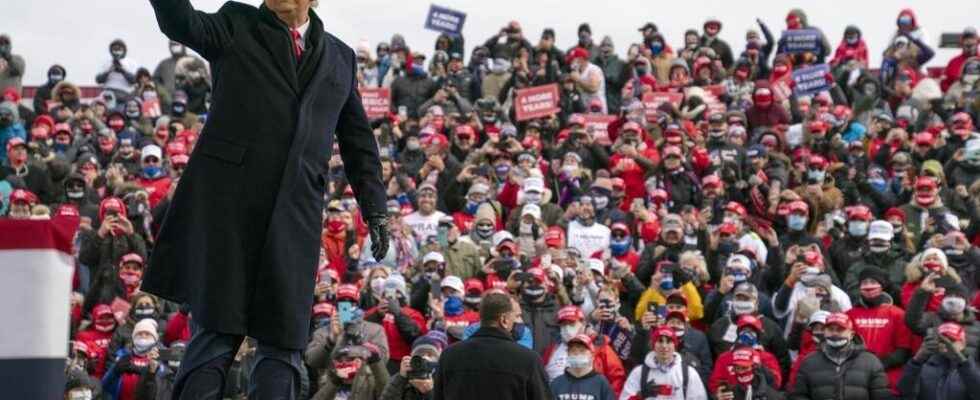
[143,0,390,398]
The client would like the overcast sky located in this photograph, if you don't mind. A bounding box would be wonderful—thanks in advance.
[5,0,979,86]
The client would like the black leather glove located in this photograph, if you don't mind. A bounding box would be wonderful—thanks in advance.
[939,335,968,364]
[368,215,390,260]
[914,334,939,362]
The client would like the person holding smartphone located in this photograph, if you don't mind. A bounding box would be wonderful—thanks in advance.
[305,284,389,384]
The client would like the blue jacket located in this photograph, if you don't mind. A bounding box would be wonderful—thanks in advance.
[549,371,616,400]
[898,356,980,400]
[0,122,26,164]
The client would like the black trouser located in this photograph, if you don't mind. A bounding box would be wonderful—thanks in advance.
[173,321,303,400]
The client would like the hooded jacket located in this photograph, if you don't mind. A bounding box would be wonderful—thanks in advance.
[548,370,616,400]
[541,334,626,394]
[313,358,389,400]
[846,294,913,390]
[897,354,980,400]
[830,26,869,68]
[789,337,892,400]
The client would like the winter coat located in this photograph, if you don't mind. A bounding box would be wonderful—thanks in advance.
[899,200,957,245]
[846,299,914,390]
[897,356,980,400]
[391,74,438,119]
[434,326,552,400]
[441,239,483,281]
[709,348,783,392]
[313,359,389,400]
[629,325,713,384]
[789,338,892,400]
[844,249,908,302]
[364,305,427,363]
[707,314,791,376]
[521,295,561,355]
[381,374,433,400]
[620,352,708,400]
[305,321,390,377]
[144,0,387,350]
[634,283,704,322]
[549,371,616,400]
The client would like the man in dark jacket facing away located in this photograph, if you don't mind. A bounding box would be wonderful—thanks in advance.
[434,292,552,400]
[790,313,892,400]
[143,0,390,399]
[898,321,980,400]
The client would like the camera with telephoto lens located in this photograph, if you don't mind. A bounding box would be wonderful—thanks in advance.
[344,319,364,345]
[407,355,438,380]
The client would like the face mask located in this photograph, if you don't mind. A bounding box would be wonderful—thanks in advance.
[143,165,162,179]
[94,319,115,332]
[923,261,943,273]
[68,390,93,400]
[523,192,541,205]
[825,335,849,348]
[170,45,184,56]
[848,221,869,237]
[846,36,859,45]
[593,196,609,210]
[916,191,937,207]
[732,272,749,285]
[134,306,155,319]
[172,103,186,115]
[610,237,632,256]
[444,296,464,316]
[370,277,386,294]
[49,73,65,83]
[787,215,807,231]
[860,282,883,300]
[334,360,360,380]
[495,164,511,179]
[567,353,592,370]
[475,225,494,239]
[126,108,141,119]
[111,50,125,60]
[560,324,581,343]
[133,337,157,354]
[168,360,180,370]
[650,42,663,55]
[635,66,648,75]
[659,275,675,291]
[561,164,577,176]
[736,369,754,385]
[737,331,758,346]
[732,300,756,315]
[869,242,890,253]
[942,297,967,315]
[523,285,545,299]
[898,16,912,26]
[807,169,826,183]
[327,220,346,233]
[406,140,420,151]
[464,200,480,215]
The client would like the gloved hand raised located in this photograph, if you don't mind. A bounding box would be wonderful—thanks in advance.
[368,215,389,260]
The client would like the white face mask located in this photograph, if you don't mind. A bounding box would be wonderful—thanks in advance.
[732,300,756,315]
[560,324,581,343]
[523,192,542,205]
[68,389,93,400]
[566,353,592,370]
[370,277,386,294]
[942,297,967,315]
[133,337,156,353]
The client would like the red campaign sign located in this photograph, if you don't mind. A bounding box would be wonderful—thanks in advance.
[359,87,391,119]
[514,84,561,121]
[573,113,617,146]
[142,98,162,119]
[642,91,684,122]
[771,77,793,102]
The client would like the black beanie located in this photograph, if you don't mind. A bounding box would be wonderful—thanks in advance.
[857,267,888,286]
[578,23,591,35]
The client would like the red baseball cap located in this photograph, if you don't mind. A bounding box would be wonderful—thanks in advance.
[702,174,722,189]
[787,200,809,214]
[736,314,763,333]
[610,222,629,234]
[166,141,188,157]
[336,284,360,302]
[664,129,683,144]
[824,313,852,330]
[662,145,683,158]
[621,121,642,133]
[567,333,595,353]
[6,136,26,153]
[527,267,547,284]
[651,326,678,346]
[568,114,587,127]
[718,222,739,235]
[9,188,38,205]
[565,47,590,64]
[464,278,485,295]
[421,133,449,149]
[884,207,906,222]
[53,122,71,135]
[610,178,625,190]
[171,154,190,166]
[914,132,935,146]
[808,155,828,169]
[557,305,585,324]
[731,346,756,367]
[938,322,967,342]
[845,205,872,221]
[724,201,747,217]
[120,253,144,266]
[455,124,476,139]
[544,226,565,248]
[313,302,336,317]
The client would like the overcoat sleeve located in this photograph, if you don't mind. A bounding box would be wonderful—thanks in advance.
[149,0,235,60]
[336,55,387,218]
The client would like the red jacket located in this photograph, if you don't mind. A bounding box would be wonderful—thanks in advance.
[847,303,912,392]
[830,40,869,68]
[137,176,172,209]
[709,348,782,392]
[74,328,114,378]
[942,49,979,91]
[541,335,627,395]
[164,311,191,346]
[365,306,427,362]
[610,149,660,211]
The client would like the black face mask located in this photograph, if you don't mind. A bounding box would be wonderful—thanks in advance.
[522,285,546,302]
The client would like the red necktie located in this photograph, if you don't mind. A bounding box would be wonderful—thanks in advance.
[290,28,303,60]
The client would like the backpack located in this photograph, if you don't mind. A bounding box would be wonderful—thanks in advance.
[638,353,695,399]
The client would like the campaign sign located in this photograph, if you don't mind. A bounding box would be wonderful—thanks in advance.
[359,87,391,119]
[515,84,560,121]
[573,114,617,145]
[781,29,821,54]
[791,64,832,96]
[642,91,684,122]
[424,4,466,36]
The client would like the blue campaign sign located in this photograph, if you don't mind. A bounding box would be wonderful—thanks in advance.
[424,4,466,36]
[781,29,821,54]
[792,64,832,96]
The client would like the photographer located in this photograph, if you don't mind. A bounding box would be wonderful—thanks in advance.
[417,80,473,117]
[381,334,445,400]
[306,284,390,381]
[78,197,147,285]
[313,344,389,400]
[364,275,428,374]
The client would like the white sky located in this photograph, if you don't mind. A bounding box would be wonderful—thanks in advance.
[4,0,979,86]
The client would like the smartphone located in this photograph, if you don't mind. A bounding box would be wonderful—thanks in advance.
[656,305,667,318]
[398,106,408,119]
[338,301,357,325]
[437,224,449,248]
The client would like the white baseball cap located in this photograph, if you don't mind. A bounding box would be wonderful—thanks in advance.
[440,275,464,294]
[521,204,541,219]
[868,220,894,241]
[423,252,445,265]
[141,144,162,161]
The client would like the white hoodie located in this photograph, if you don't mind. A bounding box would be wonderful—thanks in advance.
[619,352,707,400]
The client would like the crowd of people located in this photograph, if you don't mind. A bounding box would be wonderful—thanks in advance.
[3,6,980,400]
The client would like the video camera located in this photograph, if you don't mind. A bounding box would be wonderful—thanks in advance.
[407,355,438,380]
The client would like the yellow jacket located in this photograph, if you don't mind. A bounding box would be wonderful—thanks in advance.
[633,282,704,321]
